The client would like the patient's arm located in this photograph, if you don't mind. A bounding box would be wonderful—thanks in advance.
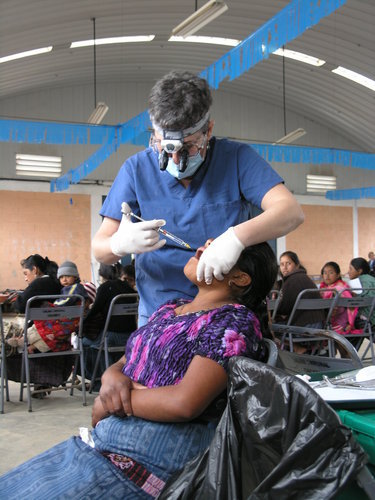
[129,355,227,422]
[93,355,227,426]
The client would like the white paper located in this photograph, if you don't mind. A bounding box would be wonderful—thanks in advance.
[313,386,375,402]
[347,277,363,293]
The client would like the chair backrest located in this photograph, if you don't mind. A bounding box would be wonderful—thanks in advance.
[328,288,375,329]
[263,338,278,367]
[266,290,281,321]
[276,329,363,376]
[101,293,139,336]
[286,288,337,326]
[24,294,85,338]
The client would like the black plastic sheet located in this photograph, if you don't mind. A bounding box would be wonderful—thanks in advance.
[159,357,367,499]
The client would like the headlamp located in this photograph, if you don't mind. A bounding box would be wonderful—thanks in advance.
[160,139,183,154]
[159,130,185,171]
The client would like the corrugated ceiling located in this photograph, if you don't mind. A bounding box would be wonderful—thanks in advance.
[0,0,374,151]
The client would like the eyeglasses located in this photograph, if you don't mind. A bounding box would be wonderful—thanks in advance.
[150,133,207,157]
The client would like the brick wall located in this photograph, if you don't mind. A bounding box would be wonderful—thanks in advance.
[0,191,91,290]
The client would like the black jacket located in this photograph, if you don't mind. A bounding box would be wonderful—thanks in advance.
[15,275,61,313]
[83,279,137,337]
[275,268,326,326]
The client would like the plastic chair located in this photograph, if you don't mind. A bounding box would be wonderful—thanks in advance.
[89,293,138,392]
[326,288,375,363]
[18,294,86,412]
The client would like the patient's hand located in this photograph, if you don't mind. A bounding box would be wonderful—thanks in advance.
[99,359,134,418]
[132,381,147,390]
[91,396,110,427]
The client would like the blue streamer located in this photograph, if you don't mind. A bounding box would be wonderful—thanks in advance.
[326,187,375,200]
[50,130,117,192]
[0,119,113,145]
[250,144,375,170]
[199,0,346,89]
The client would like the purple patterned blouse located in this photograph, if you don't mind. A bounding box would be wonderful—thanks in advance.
[123,299,265,387]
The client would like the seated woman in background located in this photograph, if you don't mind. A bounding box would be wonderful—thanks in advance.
[348,257,375,329]
[0,240,277,499]
[3,254,76,398]
[82,262,138,388]
[274,251,325,329]
[319,261,357,335]
[4,254,61,353]
[14,254,61,312]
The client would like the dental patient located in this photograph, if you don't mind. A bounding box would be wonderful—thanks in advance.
[0,239,277,499]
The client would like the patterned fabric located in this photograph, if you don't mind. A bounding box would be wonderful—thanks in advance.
[320,279,359,334]
[101,452,165,498]
[123,299,265,387]
[6,353,74,386]
[33,302,79,352]
[1,317,24,356]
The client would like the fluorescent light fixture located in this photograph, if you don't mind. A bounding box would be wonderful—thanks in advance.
[172,0,228,37]
[332,66,375,92]
[169,35,239,47]
[87,102,109,124]
[16,154,62,178]
[275,128,306,144]
[273,48,325,67]
[0,46,53,64]
[306,174,336,193]
[70,35,155,48]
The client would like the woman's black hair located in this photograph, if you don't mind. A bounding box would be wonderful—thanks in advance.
[99,262,123,281]
[231,242,278,338]
[21,254,58,279]
[122,264,135,280]
[350,257,370,275]
[321,261,341,277]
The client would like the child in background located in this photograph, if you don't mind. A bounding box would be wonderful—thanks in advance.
[54,261,88,306]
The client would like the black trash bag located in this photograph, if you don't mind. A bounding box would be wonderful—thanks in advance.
[159,357,367,500]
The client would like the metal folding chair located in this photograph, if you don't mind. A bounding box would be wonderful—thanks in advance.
[266,289,281,322]
[89,293,138,392]
[19,294,86,412]
[263,338,279,367]
[275,329,363,377]
[271,288,337,353]
[0,304,10,414]
[326,288,375,363]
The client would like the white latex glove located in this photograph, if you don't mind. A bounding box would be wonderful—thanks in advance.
[110,203,166,256]
[196,227,245,284]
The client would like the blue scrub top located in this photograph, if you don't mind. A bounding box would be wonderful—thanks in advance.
[100,137,283,323]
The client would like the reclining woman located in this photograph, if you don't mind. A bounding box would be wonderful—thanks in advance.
[0,239,277,499]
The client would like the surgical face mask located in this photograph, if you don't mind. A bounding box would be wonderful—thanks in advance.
[164,150,205,179]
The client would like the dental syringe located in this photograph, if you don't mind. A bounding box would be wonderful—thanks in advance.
[122,207,192,249]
